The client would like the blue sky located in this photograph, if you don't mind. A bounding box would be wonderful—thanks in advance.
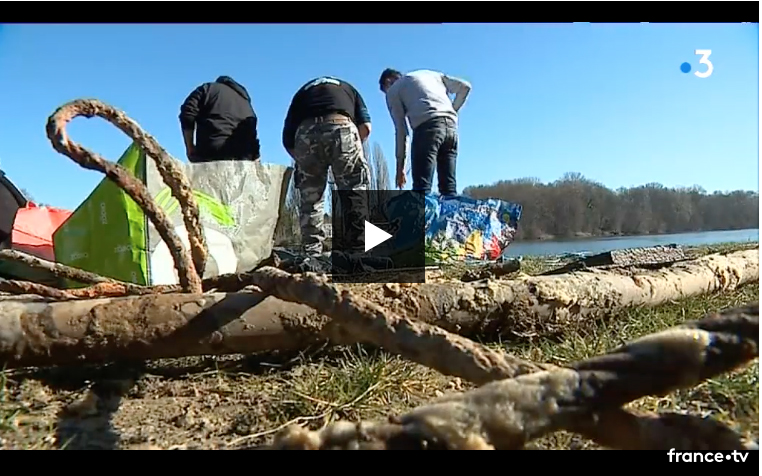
[0,23,757,211]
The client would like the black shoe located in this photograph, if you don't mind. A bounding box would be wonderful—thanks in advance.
[297,256,331,274]
[279,254,330,274]
[329,251,367,274]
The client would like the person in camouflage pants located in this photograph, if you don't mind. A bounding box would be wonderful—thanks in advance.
[293,116,370,256]
[283,77,373,260]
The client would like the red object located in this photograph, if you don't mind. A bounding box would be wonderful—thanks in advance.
[11,202,72,261]
[486,235,501,260]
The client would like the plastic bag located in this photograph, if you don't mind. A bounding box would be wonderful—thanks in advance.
[424,194,522,263]
[54,143,292,286]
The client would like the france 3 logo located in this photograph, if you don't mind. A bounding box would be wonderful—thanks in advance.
[680,50,713,79]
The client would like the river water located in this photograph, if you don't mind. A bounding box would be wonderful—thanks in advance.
[502,228,760,258]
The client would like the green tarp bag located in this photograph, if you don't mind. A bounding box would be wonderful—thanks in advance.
[53,143,292,287]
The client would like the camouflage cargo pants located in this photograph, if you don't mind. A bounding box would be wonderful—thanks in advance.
[293,115,370,256]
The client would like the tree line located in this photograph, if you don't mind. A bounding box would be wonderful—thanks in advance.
[20,189,51,207]
[465,172,759,241]
[274,145,759,245]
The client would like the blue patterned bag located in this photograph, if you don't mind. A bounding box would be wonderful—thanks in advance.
[425,195,522,262]
[386,193,522,264]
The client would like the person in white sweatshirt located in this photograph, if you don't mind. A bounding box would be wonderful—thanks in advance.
[379,68,471,196]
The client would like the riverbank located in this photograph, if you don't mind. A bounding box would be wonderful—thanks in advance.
[517,227,759,242]
[0,242,757,450]
[288,229,760,260]
[504,228,759,257]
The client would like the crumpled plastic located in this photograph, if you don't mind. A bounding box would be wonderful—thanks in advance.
[423,194,522,263]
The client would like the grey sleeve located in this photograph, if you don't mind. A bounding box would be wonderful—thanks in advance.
[442,74,472,112]
[386,87,409,170]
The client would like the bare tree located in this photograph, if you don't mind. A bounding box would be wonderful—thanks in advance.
[20,188,34,202]
[364,142,391,217]
[371,143,391,191]
[273,178,301,247]
[19,188,50,207]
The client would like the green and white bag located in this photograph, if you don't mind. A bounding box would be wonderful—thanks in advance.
[53,143,292,287]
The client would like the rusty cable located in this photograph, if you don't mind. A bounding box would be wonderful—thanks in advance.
[186,264,759,450]
[0,277,76,300]
[266,303,758,450]
[45,99,206,293]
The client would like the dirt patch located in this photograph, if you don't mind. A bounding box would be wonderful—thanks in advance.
[1,349,459,450]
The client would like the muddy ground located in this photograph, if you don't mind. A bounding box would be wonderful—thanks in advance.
[0,243,758,450]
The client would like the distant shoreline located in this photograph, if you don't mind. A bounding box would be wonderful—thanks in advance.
[514,227,760,243]
[277,228,760,249]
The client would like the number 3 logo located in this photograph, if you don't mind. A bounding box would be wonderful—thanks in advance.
[694,49,713,78]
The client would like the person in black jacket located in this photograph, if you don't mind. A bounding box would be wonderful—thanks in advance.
[179,76,261,162]
[282,77,372,263]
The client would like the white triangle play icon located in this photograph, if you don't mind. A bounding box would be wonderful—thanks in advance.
[364,220,392,252]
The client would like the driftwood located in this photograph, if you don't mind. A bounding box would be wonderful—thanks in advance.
[0,98,755,451]
[540,244,688,275]
[0,249,756,369]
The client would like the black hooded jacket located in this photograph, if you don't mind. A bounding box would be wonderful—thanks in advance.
[179,76,261,161]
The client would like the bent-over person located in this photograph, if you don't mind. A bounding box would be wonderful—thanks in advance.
[179,75,261,163]
[379,68,471,196]
[282,76,372,268]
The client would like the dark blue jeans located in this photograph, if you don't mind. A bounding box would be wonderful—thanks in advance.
[411,116,458,196]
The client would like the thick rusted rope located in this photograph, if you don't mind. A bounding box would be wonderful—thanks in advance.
[45,99,206,293]
[0,277,76,300]
[187,264,759,450]
[264,302,758,450]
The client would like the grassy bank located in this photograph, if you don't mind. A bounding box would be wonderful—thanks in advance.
[0,242,758,450]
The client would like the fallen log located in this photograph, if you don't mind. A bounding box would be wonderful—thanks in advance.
[0,249,756,369]
[352,248,759,337]
[540,244,688,275]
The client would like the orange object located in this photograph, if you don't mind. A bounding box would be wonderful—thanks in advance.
[11,202,72,261]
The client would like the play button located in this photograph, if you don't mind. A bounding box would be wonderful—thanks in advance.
[329,190,426,284]
[364,220,392,252]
